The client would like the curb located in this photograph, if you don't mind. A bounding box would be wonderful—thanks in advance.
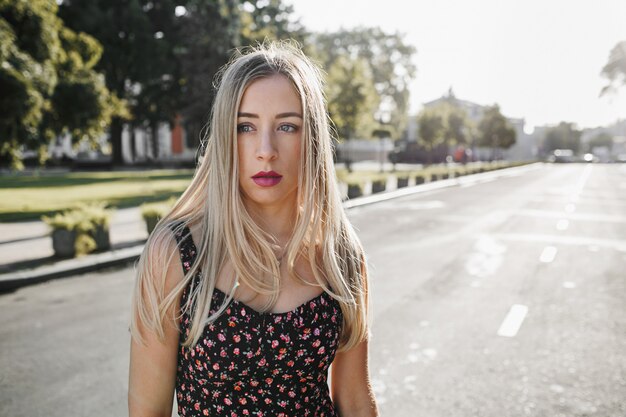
[0,162,542,293]
[0,246,143,293]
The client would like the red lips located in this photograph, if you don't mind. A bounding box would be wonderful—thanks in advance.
[252,171,282,187]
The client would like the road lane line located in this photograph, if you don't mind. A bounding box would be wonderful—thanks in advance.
[556,219,569,231]
[540,246,558,263]
[497,304,529,337]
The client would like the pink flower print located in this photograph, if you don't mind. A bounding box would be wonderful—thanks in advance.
[233,347,240,355]
[241,308,246,316]
[288,390,296,398]
[239,397,247,405]
[314,328,321,336]
[194,403,200,411]
[287,360,294,367]
[258,358,266,366]
[279,400,287,408]
[243,410,249,415]
[218,333,226,342]
[224,397,232,405]
[203,410,209,416]
[233,334,241,343]
[318,346,326,355]
[280,334,290,343]
[264,398,272,404]
[271,340,279,348]
[213,363,220,370]
[220,349,227,357]
[309,300,316,309]
[312,339,321,348]
[202,388,209,396]
[265,377,273,384]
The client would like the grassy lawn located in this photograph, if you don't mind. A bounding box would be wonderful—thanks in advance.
[1,170,194,222]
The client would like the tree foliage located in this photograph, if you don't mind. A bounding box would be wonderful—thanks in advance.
[325,56,378,141]
[58,0,304,163]
[601,40,626,96]
[587,132,613,151]
[476,105,516,156]
[310,27,416,140]
[543,122,581,154]
[59,0,182,164]
[417,108,445,152]
[0,0,121,170]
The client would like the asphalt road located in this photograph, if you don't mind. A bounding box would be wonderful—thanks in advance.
[1,163,625,417]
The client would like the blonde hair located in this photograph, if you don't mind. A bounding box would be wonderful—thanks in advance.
[130,41,369,352]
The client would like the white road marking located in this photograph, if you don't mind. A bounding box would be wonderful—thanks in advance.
[556,219,569,231]
[574,164,593,195]
[497,304,529,337]
[540,246,558,263]
[494,233,626,251]
[512,209,626,224]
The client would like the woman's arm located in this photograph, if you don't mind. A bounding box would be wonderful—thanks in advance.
[128,239,183,417]
[331,339,379,417]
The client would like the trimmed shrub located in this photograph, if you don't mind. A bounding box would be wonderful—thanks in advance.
[347,183,363,199]
[42,202,114,257]
[371,179,386,194]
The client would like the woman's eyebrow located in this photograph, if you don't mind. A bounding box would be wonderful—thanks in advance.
[237,112,303,119]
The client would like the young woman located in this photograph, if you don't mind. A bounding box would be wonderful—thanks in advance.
[129,41,378,417]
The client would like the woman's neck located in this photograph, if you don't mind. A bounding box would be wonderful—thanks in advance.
[245,202,298,247]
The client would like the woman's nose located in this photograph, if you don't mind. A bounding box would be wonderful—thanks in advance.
[256,129,277,160]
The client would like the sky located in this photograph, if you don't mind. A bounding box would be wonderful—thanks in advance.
[289,0,626,131]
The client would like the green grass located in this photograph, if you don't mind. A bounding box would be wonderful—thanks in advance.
[1,170,194,222]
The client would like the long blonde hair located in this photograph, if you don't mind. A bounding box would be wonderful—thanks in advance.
[131,41,369,351]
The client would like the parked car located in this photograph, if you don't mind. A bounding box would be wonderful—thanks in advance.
[548,149,575,163]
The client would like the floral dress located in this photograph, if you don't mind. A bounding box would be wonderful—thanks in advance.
[172,224,343,417]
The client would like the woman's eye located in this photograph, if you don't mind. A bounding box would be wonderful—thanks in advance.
[237,124,253,133]
[278,124,298,133]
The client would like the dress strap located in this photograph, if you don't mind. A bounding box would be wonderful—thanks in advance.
[169,221,202,308]
[169,222,199,274]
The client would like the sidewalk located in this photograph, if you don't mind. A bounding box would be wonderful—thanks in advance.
[0,163,543,292]
[0,207,148,292]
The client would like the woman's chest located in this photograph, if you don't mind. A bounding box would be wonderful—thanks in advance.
[178,291,342,381]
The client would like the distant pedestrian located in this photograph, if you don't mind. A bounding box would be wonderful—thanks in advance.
[128,41,378,417]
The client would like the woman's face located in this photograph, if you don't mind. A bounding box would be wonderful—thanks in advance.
[236,74,303,213]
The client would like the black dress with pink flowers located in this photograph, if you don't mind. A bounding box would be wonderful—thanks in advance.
[172,224,343,417]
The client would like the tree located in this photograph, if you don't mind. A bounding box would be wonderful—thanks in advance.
[587,132,613,152]
[59,0,182,165]
[601,40,626,96]
[325,56,378,170]
[416,107,445,163]
[240,0,306,46]
[176,0,241,149]
[0,0,122,170]
[542,122,581,154]
[310,27,416,140]
[476,105,516,160]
